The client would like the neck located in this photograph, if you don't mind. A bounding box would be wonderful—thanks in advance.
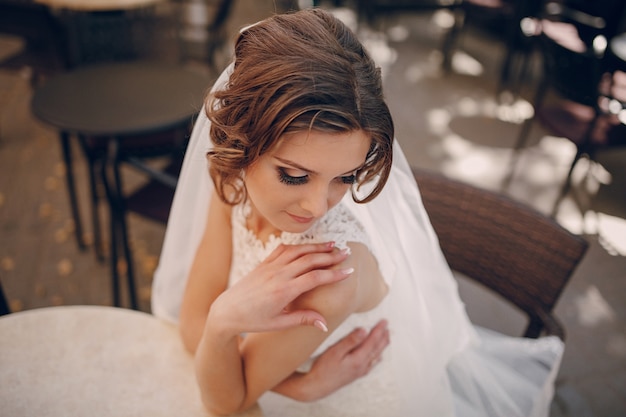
[246,201,281,243]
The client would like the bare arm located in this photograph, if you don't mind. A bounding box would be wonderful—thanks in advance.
[195,243,358,414]
[194,241,387,414]
[178,191,232,353]
[270,242,390,402]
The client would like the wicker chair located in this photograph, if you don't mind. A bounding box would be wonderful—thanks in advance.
[413,168,589,340]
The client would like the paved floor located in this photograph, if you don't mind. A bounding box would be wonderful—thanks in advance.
[0,2,624,416]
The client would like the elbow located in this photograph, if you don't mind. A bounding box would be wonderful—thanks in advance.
[200,393,253,416]
[195,362,256,416]
[201,397,234,416]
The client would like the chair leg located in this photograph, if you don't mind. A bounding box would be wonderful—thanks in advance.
[101,159,121,307]
[497,47,515,97]
[502,75,549,190]
[441,8,465,74]
[497,42,534,100]
[552,114,600,217]
[501,115,535,189]
[112,155,138,309]
[109,138,139,310]
[79,135,106,262]
[59,131,86,251]
[115,196,138,310]
[86,155,106,262]
[551,149,585,218]
[104,138,138,310]
[510,48,535,97]
[109,202,138,310]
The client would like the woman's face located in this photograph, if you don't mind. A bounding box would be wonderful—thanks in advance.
[244,129,371,235]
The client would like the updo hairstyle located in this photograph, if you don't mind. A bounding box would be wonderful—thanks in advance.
[206,8,394,204]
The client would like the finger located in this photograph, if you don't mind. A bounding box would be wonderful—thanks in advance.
[274,245,349,280]
[284,267,354,301]
[275,248,351,287]
[265,309,329,333]
[264,242,336,265]
[369,324,390,359]
[291,249,349,276]
[326,327,368,357]
[349,320,389,361]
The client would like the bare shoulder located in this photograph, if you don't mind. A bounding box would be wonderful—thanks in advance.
[346,241,388,312]
[208,189,232,223]
[291,241,386,325]
[202,190,233,270]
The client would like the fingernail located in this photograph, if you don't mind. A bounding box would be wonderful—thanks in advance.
[327,241,335,248]
[340,247,352,256]
[341,267,354,275]
[314,320,328,332]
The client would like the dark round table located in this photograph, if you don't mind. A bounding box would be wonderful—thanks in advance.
[31,62,211,309]
[32,62,209,136]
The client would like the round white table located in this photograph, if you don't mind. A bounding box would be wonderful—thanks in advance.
[0,306,264,417]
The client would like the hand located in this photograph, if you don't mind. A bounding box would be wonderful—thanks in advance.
[273,320,390,401]
[208,242,352,336]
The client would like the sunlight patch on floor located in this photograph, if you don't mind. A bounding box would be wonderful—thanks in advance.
[596,214,626,256]
[451,51,484,77]
[573,286,616,327]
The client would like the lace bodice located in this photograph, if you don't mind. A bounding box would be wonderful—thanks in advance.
[229,201,371,286]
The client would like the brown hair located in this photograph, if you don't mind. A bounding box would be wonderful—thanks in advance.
[206,8,394,204]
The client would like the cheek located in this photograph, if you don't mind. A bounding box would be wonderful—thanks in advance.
[328,184,351,207]
[244,167,285,207]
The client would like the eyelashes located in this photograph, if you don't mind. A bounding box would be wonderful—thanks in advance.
[277,168,356,186]
[278,168,307,185]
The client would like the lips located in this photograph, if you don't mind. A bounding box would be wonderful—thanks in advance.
[288,212,315,224]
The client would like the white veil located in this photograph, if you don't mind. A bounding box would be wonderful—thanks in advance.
[151,65,562,416]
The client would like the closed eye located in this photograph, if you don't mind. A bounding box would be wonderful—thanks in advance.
[278,168,308,185]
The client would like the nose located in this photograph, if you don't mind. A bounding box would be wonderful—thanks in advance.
[300,183,330,218]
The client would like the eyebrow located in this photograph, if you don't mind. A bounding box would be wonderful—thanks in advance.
[274,156,361,176]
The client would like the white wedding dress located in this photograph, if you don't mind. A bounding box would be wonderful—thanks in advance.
[151,66,564,417]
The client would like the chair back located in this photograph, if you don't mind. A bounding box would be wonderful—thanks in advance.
[56,9,156,69]
[414,169,589,339]
[537,1,612,107]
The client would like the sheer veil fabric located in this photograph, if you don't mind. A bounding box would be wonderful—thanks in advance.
[152,65,563,416]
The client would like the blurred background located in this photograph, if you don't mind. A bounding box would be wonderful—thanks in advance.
[0,0,625,415]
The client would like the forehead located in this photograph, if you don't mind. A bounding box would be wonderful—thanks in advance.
[271,129,371,170]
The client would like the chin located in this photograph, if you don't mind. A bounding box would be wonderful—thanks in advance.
[282,223,313,235]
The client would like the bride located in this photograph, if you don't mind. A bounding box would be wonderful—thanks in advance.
[152,8,563,417]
